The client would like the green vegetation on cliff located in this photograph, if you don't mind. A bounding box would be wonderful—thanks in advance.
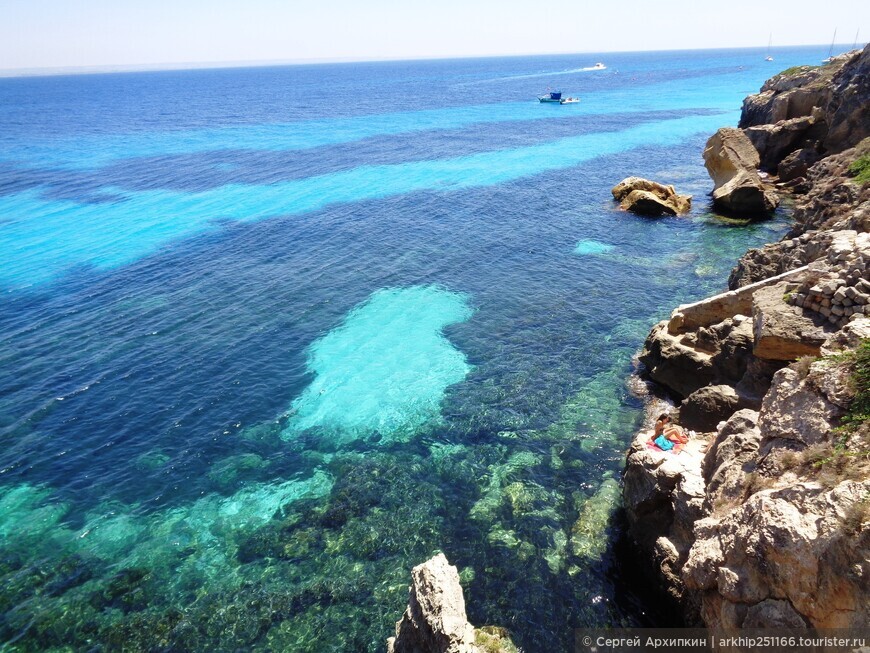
[848,154,870,185]
[842,338,870,429]
[778,64,819,77]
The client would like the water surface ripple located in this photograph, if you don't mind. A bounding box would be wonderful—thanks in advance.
[0,47,816,651]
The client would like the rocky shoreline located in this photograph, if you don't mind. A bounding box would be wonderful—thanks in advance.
[624,45,869,629]
[383,48,869,651]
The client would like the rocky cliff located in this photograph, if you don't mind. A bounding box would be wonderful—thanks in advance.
[624,45,870,630]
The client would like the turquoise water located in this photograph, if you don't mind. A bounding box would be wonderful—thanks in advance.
[0,47,815,651]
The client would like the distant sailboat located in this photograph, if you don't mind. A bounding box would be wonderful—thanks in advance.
[853,29,860,50]
[765,33,774,61]
[823,28,837,63]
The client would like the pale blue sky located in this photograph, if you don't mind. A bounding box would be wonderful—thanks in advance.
[0,0,866,72]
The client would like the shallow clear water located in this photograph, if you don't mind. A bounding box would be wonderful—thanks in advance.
[0,47,818,650]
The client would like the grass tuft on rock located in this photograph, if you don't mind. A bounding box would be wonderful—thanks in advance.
[848,154,870,185]
[778,65,819,77]
[840,339,870,431]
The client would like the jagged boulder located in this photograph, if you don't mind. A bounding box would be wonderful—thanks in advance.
[639,322,716,398]
[744,113,822,172]
[387,553,516,653]
[777,146,822,182]
[756,364,849,448]
[640,317,756,399]
[684,480,870,629]
[679,385,740,432]
[703,128,779,215]
[611,177,692,216]
[388,553,476,653]
[701,409,762,504]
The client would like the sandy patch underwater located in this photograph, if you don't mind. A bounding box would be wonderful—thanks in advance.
[282,285,473,446]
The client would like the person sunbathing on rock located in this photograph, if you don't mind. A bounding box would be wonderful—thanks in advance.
[650,413,689,451]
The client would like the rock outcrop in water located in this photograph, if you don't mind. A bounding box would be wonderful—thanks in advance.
[612,177,692,216]
[387,553,517,653]
[624,45,870,630]
[703,127,779,215]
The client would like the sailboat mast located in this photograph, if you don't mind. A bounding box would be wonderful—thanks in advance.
[854,29,860,50]
[829,28,837,58]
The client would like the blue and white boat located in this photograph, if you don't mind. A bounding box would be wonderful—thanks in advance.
[538,91,580,104]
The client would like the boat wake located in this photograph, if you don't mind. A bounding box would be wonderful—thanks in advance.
[460,65,607,85]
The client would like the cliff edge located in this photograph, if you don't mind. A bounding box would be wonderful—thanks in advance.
[624,46,870,629]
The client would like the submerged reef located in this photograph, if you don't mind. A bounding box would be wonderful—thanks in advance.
[0,285,650,651]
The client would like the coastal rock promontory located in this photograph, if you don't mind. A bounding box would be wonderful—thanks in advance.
[387,553,516,653]
[611,176,692,216]
[703,127,779,215]
[625,45,870,631]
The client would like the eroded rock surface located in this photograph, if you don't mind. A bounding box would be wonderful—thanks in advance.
[624,48,870,630]
[703,128,779,215]
[387,553,516,653]
[612,176,692,216]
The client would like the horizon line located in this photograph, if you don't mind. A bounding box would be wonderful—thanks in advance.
[0,41,863,80]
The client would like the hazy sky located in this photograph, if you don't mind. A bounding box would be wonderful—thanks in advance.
[0,0,867,72]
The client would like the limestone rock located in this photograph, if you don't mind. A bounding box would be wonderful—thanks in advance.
[639,321,715,398]
[739,65,833,128]
[790,141,870,235]
[620,189,678,216]
[623,423,709,618]
[387,554,516,653]
[703,128,779,215]
[703,127,761,187]
[627,49,870,635]
[756,366,846,448]
[739,46,870,165]
[824,45,870,154]
[751,284,828,360]
[712,171,780,215]
[742,599,809,628]
[679,385,740,432]
[701,409,762,505]
[744,115,820,172]
[612,177,692,216]
[777,146,822,182]
[640,317,758,400]
[684,481,870,629]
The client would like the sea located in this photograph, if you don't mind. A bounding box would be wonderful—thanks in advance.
[0,45,832,651]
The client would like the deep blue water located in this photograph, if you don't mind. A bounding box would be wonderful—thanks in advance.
[0,47,821,651]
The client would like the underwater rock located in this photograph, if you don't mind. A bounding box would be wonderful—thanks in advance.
[574,239,615,255]
[207,453,268,488]
[570,476,620,561]
[387,553,517,653]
